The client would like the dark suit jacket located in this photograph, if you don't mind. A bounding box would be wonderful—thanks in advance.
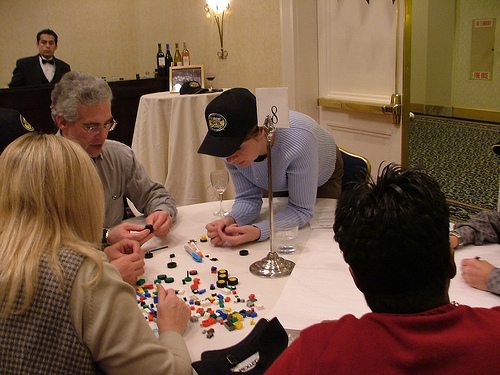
[8,55,71,88]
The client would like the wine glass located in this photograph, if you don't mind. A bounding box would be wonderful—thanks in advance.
[210,169,229,216]
[206,72,216,92]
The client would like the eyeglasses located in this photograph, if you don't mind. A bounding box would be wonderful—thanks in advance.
[80,119,117,134]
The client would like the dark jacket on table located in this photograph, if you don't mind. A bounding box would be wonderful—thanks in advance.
[8,55,71,88]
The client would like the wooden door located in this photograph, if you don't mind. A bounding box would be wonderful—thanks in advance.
[280,0,406,176]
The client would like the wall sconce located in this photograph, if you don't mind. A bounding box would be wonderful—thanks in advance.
[205,0,230,59]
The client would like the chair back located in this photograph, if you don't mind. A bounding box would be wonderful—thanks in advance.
[339,147,371,190]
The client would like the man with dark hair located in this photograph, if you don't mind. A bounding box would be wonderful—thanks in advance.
[9,28,70,87]
[266,164,500,374]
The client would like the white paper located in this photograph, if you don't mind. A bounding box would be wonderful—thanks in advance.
[309,199,337,229]
[255,87,289,128]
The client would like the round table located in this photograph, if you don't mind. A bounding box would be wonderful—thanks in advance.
[134,198,500,362]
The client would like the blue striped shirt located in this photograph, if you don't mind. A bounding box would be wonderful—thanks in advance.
[226,111,337,240]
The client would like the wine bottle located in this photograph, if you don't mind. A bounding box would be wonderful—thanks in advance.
[182,42,191,66]
[165,43,173,72]
[156,43,166,77]
[173,43,182,66]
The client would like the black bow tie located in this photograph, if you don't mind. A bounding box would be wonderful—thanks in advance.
[42,59,54,65]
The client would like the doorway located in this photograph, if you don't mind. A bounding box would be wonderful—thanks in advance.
[405,0,500,221]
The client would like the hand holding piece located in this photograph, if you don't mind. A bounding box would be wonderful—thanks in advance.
[206,216,260,247]
[110,253,145,286]
[104,238,142,260]
[104,239,145,286]
[461,257,495,291]
[146,210,173,237]
[107,211,172,245]
[216,224,261,247]
[156,286,191,335]
[108,222,154,245]
[205,217,233,246]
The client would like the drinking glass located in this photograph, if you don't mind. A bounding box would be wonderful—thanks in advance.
[210,169,229,216]
[206,72,216,92]
[275,225,299,254]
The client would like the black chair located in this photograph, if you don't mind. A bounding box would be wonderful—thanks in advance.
[339,147,371,191]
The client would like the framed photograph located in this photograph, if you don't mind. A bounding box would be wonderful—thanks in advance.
[169,65,205,92]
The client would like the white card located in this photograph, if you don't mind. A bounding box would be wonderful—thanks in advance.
[255,87,289,128]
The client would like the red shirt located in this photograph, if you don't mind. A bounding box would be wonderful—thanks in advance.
[266,304,500,375]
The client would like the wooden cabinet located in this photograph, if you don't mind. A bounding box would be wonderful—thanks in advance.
[0,78,168,146]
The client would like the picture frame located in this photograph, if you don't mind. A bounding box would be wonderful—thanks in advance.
[169,65,205,92]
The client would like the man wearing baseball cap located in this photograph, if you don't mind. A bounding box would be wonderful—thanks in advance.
[0,108,35,153]
[198,88,343,247]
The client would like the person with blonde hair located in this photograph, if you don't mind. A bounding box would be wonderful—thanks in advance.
[0,134,191,374]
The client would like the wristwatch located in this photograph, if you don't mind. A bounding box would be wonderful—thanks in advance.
[102,228,110,246]
[450,230,464,248]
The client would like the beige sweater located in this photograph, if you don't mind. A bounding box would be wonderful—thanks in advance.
[70,254,192,374]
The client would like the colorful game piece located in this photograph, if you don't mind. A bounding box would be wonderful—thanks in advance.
[216,279,227,288]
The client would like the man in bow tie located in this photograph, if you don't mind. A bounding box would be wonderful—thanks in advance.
[8,28,71,88]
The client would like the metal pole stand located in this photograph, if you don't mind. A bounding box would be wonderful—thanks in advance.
[249,115,295,278]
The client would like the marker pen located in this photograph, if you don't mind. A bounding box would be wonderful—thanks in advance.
[188,240,204,258]
[184,245,202,262]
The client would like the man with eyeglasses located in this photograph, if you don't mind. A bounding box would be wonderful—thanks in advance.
[9,29,71,88]
[50,71,177,285]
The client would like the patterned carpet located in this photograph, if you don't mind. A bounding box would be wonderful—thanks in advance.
[408,115,500,222]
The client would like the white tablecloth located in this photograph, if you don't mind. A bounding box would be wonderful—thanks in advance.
[131,91,235,206]
[136,198,500,362]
